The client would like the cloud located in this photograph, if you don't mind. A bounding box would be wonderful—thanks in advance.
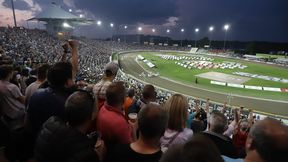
[163,17,179,27]
[63,0,75,8]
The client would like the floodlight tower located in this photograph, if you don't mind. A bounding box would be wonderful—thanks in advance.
[152,28,156,43]
[138,27,142,44]
[181,28,184,47]
[223,24,230,51]
[194,28,199,47]
[209,26,214,48]
[166,29,170,44]
[110,23,114,54]
[10,0,17,27]
[124,25,128,43]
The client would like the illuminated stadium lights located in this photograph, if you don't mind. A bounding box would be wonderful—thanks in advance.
[110,23,114,28]
[209,26,214,31]
[166,29,170,33]
[69,9,72,12]
[181,28,184,32]
[181,28,184,47]
[138,27,142,31]
[223,24,230,51]
[97,20,102,26]
[152,28,156,33]
[224,24,230,30]
[79,14,84,18]
[62,22,72,28]
[209,26,214,48]
[194,28,199,47]
[124,25,127,29]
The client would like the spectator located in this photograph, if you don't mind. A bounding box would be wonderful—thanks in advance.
[128,84,157,114]
[108,103,168,162]
[222,118,288,162]
[96,82,136,152]
[34,91,100,162]
[24,62,76,160]
[160,94,193,152]
[190,111,205,133]
[160,134,224,162]
[93,62,119,108]
[0,65,26,130]
[201,111,238,158]
[25,64,50,104]
[25,69,37,86]
[123,88,135,120]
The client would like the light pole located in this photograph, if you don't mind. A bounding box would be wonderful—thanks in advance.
[223,24,230,51]
[124,25,127,43]
[209,26,214,48]
[110,23,114,54]
[166,29,170,44]
[181,28,184,47]
[194,28,199,47]
[138,27,142,44]
[10,0,17,27]
[152,28,156,43]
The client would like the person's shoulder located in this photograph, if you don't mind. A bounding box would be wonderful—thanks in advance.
[222,155,243,162]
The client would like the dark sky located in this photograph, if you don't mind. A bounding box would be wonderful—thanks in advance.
[1,0,288,42]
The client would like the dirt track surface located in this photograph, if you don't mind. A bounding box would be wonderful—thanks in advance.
[119,52,288,118]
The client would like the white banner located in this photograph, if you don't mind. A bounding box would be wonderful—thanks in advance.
[245,85,262,90]
[227,83,244,88]
[211,81,226,86]
[263,87,281,92]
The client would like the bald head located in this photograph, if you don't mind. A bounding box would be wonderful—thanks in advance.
[247,118,288,162]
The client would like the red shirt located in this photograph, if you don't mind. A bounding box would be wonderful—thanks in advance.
[233,128,248,153]
[97,103,132,149]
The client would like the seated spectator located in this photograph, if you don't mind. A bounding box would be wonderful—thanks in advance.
[160,94,193,152]
[0,65,26,130]
[128,84,157,114]
[160,134,224,162]
[34,91,99,162]
[222,118,288,162]
[93,62,119,108]
[96,82,136,152]
[25,64,50,104]
[108,103,168,162]
[201,111,238,158]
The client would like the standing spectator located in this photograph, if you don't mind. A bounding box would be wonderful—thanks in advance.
[96,82,136,153]
[93,62,119,108]
[160,94,193,152]
[190,111,205,134]
[108,103,168,162]
[25,64,50,104]
[0,65,26,130]
[19,68,29,94]
[25,69,37,86]
[123,88,135,120]
[128,84,157,114]
[222,118,288,162]
[160,134,224,162]
[201,111,238,158]
[34,91,99,162]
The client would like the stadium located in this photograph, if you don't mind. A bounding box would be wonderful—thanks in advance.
[1,1,288,162]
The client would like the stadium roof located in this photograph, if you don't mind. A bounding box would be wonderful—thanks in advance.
[28,3,94,25]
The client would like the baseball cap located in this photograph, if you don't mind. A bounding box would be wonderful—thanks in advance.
[104,62,119,75]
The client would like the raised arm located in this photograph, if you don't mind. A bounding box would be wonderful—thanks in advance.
[68,40,79,80]
[60,42,69,62]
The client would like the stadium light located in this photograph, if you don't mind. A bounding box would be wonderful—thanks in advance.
[209,26,214,32]
[138,27,142,31]
[166,29,170,33]
[152,28,156,33]
[97,20,102,26]
[124,25,127,29]
[69,9,72,12]
[181,28,184,47]
[194,28,199,47]
[209,26,214,48]
[63,22,72,28]
[110,23,114,28]
[223,24,230,51]
[79,14,84,18]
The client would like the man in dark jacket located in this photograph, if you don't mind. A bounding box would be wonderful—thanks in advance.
[201,111,238,158]
[34,91,99,162]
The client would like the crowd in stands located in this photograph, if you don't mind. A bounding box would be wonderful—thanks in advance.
[0,27,288,162]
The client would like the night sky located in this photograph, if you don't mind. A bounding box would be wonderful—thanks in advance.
[0,0,288,42]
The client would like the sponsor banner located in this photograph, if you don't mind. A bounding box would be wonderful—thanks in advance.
[144,42,149,45]
[164,43,168,46]
[173,44,179,47]
[281,88,288,92]
[263,87,281,92]
[211,81,226,86]
[227,83,244,88]
[245,85,262,90]
[149,43,155,45]
[158,43,163,46]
